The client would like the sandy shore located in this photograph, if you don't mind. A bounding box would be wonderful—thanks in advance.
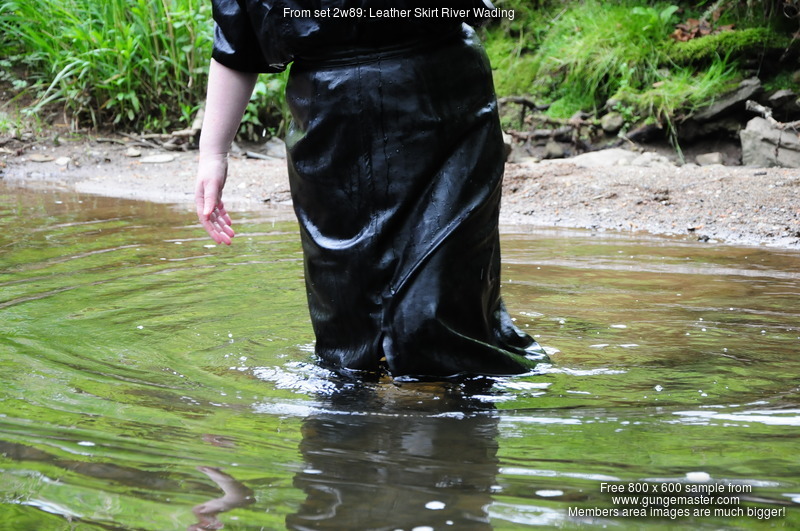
[2,136,799,249]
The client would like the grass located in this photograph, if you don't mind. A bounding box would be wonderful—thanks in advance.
[481,0,550,97]
[0,0,213,132]
[493,1,684,117]
[0,110,24,136]
[1,0,797,138]
[483,0,798,133]
[0,0,291,135]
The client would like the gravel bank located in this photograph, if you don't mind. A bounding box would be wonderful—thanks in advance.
[2,137,799,248]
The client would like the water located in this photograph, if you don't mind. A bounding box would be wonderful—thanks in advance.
[1,183,799,530]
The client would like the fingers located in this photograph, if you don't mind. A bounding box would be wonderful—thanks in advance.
[202,204,235,246]
[195,175,235,245]
[213,201,235,244]
[216,202,233,227]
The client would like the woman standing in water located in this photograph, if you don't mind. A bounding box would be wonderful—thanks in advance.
[195,1,547,378]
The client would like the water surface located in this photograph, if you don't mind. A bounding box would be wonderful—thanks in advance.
[1,183,798,529]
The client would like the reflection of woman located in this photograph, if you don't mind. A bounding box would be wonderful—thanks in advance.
[195,1,547,377]
[286,381,499,529]
[188,466,254,531]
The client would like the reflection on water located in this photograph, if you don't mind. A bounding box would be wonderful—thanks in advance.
[1,183,799,529]
[190,467,254,531]
[287,379,500,530]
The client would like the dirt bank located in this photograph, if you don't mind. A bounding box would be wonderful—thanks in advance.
[2,135,799,248]
[502,158,800,248]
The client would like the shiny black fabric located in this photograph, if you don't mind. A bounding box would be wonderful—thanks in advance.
[211,3,546,377]
[284,28,543,377]
[212,0,492,73]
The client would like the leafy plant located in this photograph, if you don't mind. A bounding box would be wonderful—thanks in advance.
[239,73,290,142]
[482,0,794,140]
[516,1,682,117]
[0,0,215,132]
[631,4,681,40]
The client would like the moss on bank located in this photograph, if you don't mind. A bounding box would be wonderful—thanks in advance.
[1,0,798,135]
[666,26,792,64]
[483,0,799,130]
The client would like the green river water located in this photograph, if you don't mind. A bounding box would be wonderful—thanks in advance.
[1,184,798,530]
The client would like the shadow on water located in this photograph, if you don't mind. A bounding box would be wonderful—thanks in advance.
[1,182,799,529]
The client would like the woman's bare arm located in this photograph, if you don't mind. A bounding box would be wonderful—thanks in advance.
[195,58,258,245]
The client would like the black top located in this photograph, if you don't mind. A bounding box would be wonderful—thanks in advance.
[212,0,493,73]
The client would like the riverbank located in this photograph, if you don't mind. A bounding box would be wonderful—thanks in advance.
[2,136,799,248]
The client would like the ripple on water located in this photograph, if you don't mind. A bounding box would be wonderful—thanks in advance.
[672,408,800,427]
[2,187,799,529]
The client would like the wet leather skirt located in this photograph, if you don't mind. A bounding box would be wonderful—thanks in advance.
[284,26,545,378]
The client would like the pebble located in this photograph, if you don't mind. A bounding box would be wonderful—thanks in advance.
[140,154,175,164]
[28,153,55,162]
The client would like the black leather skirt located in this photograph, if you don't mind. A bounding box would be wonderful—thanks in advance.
[284,26,546,378]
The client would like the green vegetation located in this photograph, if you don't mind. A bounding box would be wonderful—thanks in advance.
[0,108,40,136]
[485,0,799,132]
[1,0,798,137]
[0,0,213,131]
[531,1,689,118]
[239,72,291,141]
[667,26,790,63]
[0,0,289,136]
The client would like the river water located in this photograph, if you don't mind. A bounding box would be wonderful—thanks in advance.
[1,183,798,530]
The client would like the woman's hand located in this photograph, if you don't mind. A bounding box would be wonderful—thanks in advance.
[195,153,235,245]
